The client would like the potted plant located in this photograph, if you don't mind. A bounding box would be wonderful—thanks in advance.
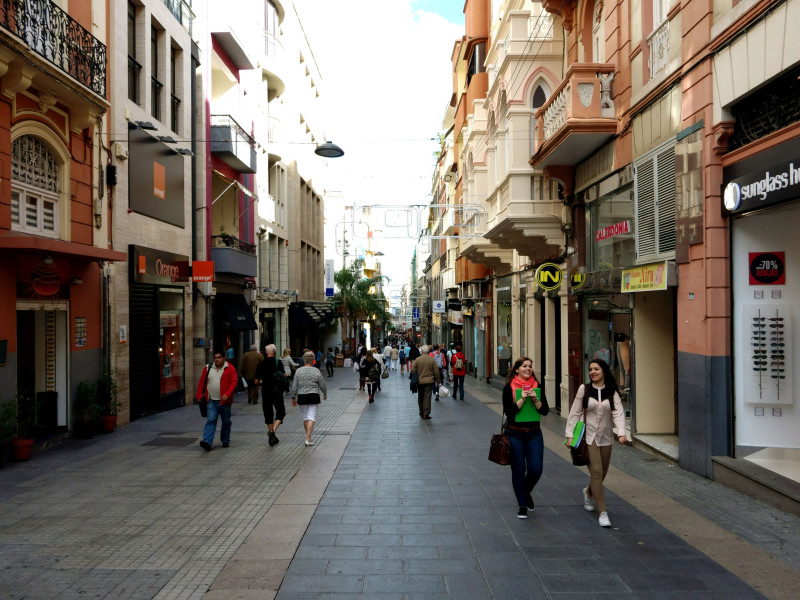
[0,399,18,466]
[73,380,101,439]
[98,369,120,433]
[10,390,39,461]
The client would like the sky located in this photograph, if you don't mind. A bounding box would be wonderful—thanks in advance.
[298,1,464,306]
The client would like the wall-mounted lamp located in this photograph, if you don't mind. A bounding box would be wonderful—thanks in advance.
[257,225,267,235]
[134,120,157,130]
[174,148,194,156]
[158,135,177,144]
[444,174,452,182]
[314,141,345,158]
[565,246,577,256]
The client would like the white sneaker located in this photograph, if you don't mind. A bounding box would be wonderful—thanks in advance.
[304,440,315,446]
[598,511,611,527]
[582,487,595,512]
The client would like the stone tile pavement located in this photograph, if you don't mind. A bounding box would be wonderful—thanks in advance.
[0,366,798,599]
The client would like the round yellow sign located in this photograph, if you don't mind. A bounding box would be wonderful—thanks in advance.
[535,262,563,291]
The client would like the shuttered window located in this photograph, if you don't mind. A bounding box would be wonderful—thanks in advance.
[634,141,676,263]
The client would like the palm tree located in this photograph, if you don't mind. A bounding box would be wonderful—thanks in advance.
[331,259,391,354]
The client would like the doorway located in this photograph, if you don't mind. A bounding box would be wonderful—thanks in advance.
[16,303,69,436]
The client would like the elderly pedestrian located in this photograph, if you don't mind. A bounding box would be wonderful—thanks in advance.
[196,351,238,451]
[239,344,263,404]
[411,345,440,419]
[390,345,399,370]
[291,352,327,446]
[255,344,286,446]
[565,358,627,527]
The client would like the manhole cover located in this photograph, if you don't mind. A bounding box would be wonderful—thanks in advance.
[143,437,197,447]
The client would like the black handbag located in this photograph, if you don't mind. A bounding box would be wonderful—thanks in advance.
[198,364,210,417]
[570,406,590,466]
[488,411,511,466]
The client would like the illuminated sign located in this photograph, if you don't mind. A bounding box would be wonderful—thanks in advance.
[535,262,562,291]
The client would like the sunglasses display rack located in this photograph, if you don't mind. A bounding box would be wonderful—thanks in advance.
[744,304,792,405]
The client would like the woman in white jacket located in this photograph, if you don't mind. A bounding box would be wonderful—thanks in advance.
[565,358,627,527]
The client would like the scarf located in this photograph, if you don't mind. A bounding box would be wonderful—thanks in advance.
[510,375,538,396]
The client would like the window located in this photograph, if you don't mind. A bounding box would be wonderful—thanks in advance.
[170,46,180,133]
[128,1,141,103]
[151,26,162,120]
[531,83,548,155]
[11,135,60,237]
[587,184,635,270]
[653,0,668,28]
[634,141,676,263]
[592,0,604,62]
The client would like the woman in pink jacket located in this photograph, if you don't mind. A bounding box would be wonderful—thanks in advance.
[565,358,627,527]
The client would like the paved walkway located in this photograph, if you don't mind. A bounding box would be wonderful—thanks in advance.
[0,366,798,599]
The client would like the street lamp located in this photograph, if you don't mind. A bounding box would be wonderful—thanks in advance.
[315,141,345,158]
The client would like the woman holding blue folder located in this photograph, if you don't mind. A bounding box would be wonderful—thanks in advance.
[565,358,627,527]
[502,357,549,519]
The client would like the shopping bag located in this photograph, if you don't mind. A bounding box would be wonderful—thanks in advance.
[438,385,450,397]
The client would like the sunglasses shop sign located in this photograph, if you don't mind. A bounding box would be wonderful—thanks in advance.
[749,252,785,286]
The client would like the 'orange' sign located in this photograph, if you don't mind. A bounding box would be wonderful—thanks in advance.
[192,261,215,282]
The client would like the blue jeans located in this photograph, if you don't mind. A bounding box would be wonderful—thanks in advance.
[507,427,544,508]
[203,400,231,446]
[452,375,465,400]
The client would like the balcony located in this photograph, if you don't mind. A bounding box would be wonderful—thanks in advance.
[267,115,282,161]
[530,63,616,170]
[648,20,670,80]
[211,235,257,278]
[210,114,257,173]
[458,215,512,271]
[210,20,256,70]
[0,0,107,98]
[260,30,285,101]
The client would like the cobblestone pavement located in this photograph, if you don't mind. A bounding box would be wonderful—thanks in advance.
[1,367,798,599]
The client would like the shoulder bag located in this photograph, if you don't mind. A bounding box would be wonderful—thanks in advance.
[199,364,210,417]
[488,410,511,466]
[570,403,590,466]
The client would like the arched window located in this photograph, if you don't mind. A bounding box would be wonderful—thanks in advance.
[11,135,60,237]
[531,83,550,155]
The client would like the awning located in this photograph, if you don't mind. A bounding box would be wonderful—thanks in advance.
[289,301,336,326]
[214,293,258,330]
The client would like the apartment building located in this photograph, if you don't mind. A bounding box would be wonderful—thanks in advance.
[0,0,125,434]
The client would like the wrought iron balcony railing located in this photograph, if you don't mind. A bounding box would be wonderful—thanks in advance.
[212,234,256,256]
[648,19,670,80]
[0,0,107,98]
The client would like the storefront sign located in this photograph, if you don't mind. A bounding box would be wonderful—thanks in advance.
[595,220,631,242]
[570,267,586,291]
[129,245,190,285]
[448,310,463,325]
[749,252,785,285]
[128,125,185,227]
[535,262,563,291]
[432,300,445,313]
[191,261,214,282]
[325,259,335,297]
[621,261,668,292]
[723,154,800,214]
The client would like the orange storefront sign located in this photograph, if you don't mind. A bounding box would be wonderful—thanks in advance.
[192,261,214,282]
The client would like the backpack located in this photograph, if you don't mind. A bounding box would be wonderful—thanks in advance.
[454,355,464,371]
[273,359,290,392]
[434,351,444,368]
[399,349,405,359]
[368,361,382,380]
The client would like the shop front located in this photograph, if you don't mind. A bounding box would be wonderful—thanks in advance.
[577,175,678,447]
[495,276,513,381]
[128,245,190,420]
[724,134,800,483]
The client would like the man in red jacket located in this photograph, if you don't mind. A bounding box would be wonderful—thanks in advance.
[196,351,239,451]
[450,344,467,401]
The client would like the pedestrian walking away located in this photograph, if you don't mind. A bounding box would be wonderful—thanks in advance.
[565,358,627,527]
[280,348,297,380]
[255,344,288,446]
[355,346,368,391]
[450,344,467,401]
[390,345,399,370]
[411,345,440,419]
[407,342,421,373]
[325,347,335,377]
[195,351,238,451]
[360,349,380,402]
[239,344,264,404]
[371,347,385,392]
[399,346,407,373]
[291,352,327,446]
[503,356,549,519]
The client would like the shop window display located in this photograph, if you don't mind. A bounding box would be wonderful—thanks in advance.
[587,185,635,270]
[159,288,184,396]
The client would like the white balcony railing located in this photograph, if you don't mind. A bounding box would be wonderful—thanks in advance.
[648,20,670,79]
